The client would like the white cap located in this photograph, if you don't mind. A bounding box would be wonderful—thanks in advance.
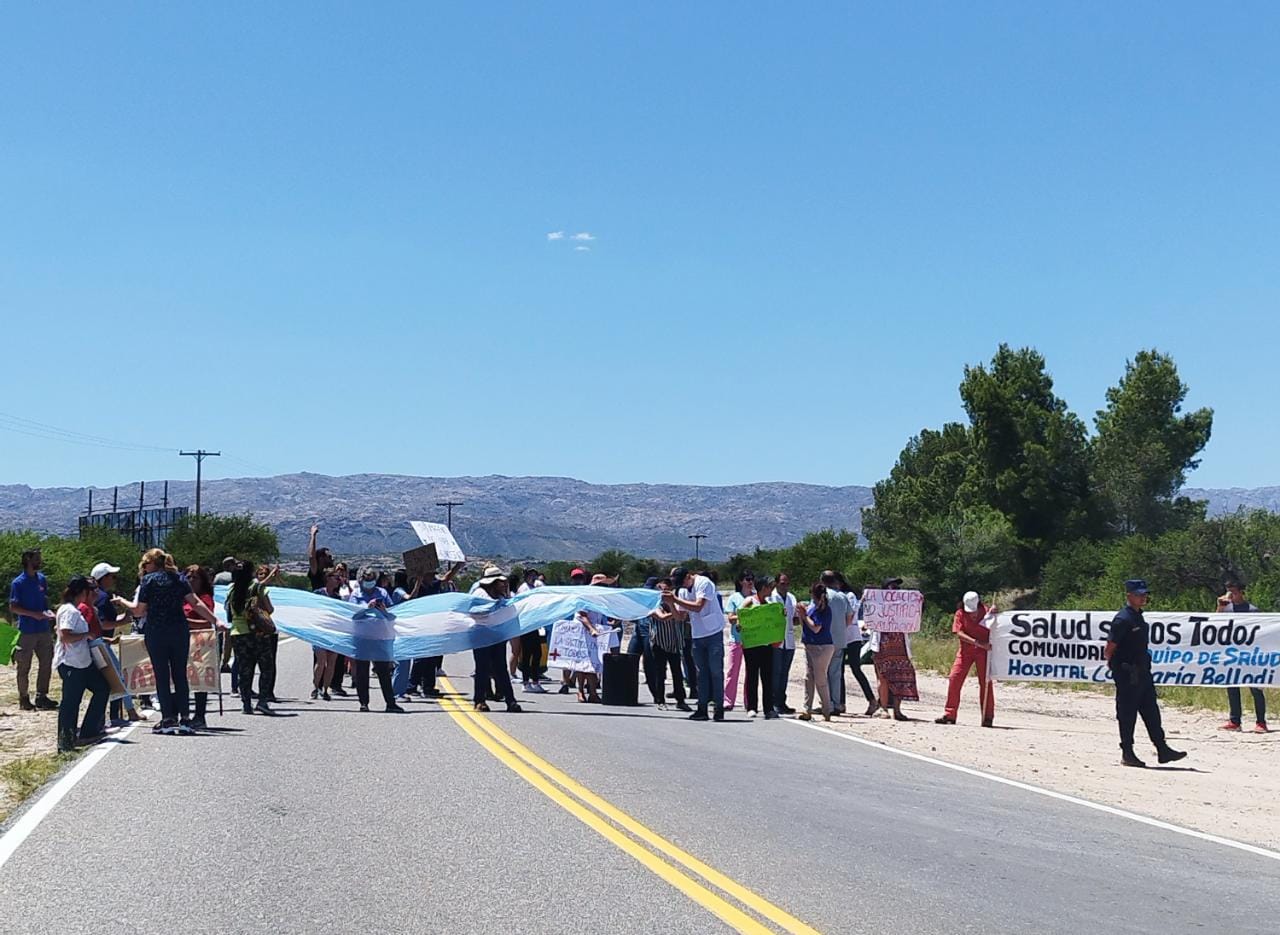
[91,562,121,580]
[962,591,980,613]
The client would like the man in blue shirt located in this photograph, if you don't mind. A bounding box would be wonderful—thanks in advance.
[9,548,57,710]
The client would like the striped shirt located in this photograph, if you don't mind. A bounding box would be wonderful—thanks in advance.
[650,611,685,653]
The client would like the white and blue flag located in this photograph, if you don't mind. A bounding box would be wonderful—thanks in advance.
[214,585,659,662]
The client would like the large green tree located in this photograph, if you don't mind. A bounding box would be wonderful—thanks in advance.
[960,344,1092,580]
[163,513,279,570]
[1091,349,1213,536]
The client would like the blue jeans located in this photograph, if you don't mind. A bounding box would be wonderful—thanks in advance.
[393,659,413,696]
[144,624,191,721]
[57,663,109,744]
[772,645,795,710]
[691,634,725,713]
[628,619,656,699]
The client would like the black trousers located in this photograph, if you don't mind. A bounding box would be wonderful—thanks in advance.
[473,642,516,706]
[651,645,686,704]
[330,654,349,691]
[237,631,276,707]
[743,645,775,713]
[846,641,876,704]
[519,631,542,683]
[355,660,395,708]
[1116,675,1166,750]
[681,637,698,693]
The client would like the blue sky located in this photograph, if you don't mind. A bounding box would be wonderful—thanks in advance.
[2,3,1276,492]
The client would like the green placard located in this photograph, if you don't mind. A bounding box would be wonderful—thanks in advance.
[0,622,20,667]
[738,602,785,649]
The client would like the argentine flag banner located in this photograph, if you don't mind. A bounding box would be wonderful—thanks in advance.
[212,585,660,662]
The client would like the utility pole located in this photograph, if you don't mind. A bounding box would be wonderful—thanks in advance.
[180,450,221,517]
[688,533,707,562]
[436,500,463,530]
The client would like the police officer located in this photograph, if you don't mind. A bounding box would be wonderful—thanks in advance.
[1105,579,1187,768]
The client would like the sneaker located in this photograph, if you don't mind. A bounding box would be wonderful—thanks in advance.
[1256,722,1271,734]
[331,687,350,697]
[746,710,758,719]
[657,702,668,711]
[19,697,35,712]
[176,721,196,735]
[322,691,331,701]
[190,716,208,731]
[310,689,320,700]
[128,709,150,722]
[34,695,58,711]
[529,683,547,693]
[675,702,693,712]
[688,710,709,721]
[764,710,780,720]
[1220,721,1242,731]
[359,703,371,712]
[396,694,413,704]
[154,718,180,735]
[385,703,406,713]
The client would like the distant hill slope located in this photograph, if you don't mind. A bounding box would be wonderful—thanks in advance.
[1,474,1274,561]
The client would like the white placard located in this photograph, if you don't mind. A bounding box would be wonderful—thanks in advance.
[408,520,466,563]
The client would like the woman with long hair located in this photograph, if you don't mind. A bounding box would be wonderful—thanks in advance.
[227,559,279,716]
[114,549,218,734]
[870,627,919,721]
[55,576,111,752]
[183,565,218,730]
[799,583,835,722]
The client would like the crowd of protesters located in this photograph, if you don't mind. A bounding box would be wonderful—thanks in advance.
[8,531,1255,763]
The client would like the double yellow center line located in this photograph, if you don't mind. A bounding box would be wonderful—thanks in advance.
[438,678,820,935]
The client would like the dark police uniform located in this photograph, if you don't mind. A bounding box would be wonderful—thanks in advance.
[1109,600,1168,754]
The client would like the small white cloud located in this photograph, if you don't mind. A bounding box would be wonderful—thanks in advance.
[571,232,595,241]
[546,231,565,241]
[575,245,591,252]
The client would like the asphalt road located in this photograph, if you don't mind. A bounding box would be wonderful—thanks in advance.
[3,639,1279,935]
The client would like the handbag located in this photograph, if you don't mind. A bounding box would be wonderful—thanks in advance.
[245,584,276,636]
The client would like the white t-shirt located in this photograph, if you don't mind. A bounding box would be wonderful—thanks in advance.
[685,575,729,640]
[54,604,92,669]
[767,591,798,650]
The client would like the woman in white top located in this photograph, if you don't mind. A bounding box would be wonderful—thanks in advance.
[55,575,111,753]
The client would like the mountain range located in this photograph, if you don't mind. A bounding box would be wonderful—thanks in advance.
[1,473,1276,562]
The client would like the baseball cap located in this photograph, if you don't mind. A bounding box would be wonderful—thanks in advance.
[569,567,586,578]
[962,591,980,613]
[1125,579,1149,595]
[90,562,121,580]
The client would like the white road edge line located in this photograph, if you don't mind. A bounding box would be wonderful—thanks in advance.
[0,723,141,870]
[784,718,1280,863]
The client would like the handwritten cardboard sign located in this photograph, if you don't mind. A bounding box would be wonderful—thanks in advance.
[861,589,924,633]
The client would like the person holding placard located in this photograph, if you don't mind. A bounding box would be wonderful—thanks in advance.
[737,576,779,719]
[799,584,835,721]
[1217,580,1268,733]
[869,627,918,721]
[935,590,995,727]
[767,573,800,714]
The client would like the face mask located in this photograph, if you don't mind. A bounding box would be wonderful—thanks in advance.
[360,578,376,592]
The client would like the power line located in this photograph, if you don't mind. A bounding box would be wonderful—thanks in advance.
[180,450,221,517]
[0,411,174,454]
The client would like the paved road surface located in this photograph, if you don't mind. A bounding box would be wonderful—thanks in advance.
[3,639,1278,934]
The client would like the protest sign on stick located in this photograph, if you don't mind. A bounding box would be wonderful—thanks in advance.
[408,521,466,564]
[403,543,439,586]
[119,630,220,694]
[861,589,924,633]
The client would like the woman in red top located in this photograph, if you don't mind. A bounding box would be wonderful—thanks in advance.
[183,565,218,731]
[935,590,996,727]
